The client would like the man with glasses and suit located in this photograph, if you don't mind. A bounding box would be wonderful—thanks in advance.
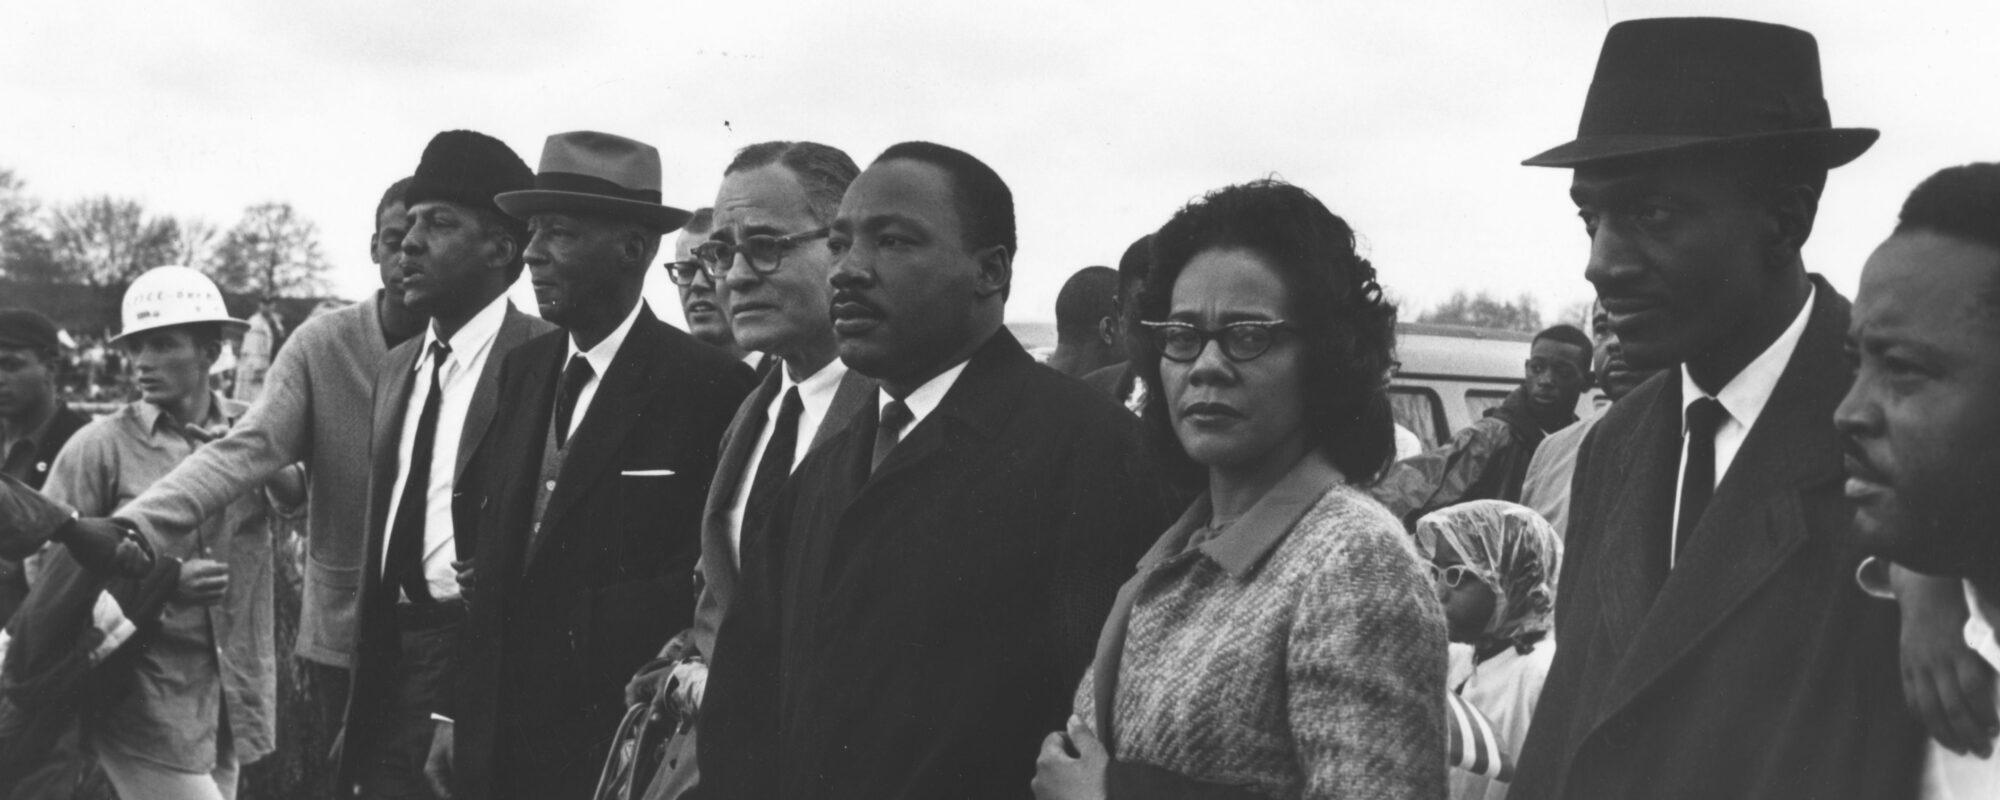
[1372,324,1593,525]
[664,208,754,366]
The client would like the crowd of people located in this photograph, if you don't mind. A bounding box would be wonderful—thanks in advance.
[0,14,1996,800]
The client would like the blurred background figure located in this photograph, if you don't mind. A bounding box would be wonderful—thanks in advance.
[1082,233,1152,412]
[232,297,287,404]
[1416,500,1561,800]
[666,207,755,367]
[1518,300,1663,538]
[1045,265,1121,379]
[0,309,91,624]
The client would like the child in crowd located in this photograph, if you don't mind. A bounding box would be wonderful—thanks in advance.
[1416,500,1561,800]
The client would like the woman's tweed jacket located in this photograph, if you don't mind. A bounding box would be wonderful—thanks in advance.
[1076,451,1449,799]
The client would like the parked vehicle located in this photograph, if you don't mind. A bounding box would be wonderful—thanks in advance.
[1389,322,1598,451]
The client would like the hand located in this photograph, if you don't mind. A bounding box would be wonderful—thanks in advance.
[59,517,150,578]
[1894,566,1999,756]
[425,720,454,799]
[668,659,708,718]
[174,558,230,606]
[1032,715,1108,800]
[626,659,675,707]
[452,559,475,602]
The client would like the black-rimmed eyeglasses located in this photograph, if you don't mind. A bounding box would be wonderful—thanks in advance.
[1140,320,1296,363]
[663,260,706,286]
[689,227,830,280]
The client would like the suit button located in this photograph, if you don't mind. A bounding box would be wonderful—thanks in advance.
[1604,713,1639,749]
[545,480,556,490]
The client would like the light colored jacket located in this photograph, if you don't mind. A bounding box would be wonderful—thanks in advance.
[120,294,394,667]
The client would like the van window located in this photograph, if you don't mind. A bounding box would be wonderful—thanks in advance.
[1466,388,1511,422]
[1389,387,1447,451]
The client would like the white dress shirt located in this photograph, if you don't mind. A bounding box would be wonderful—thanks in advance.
[562,299,647,443]
[381,294,511,600]
[1920,582,2000,799]
[880,358,970,433]
[724,359,850,565]
[1670,286,1814,566]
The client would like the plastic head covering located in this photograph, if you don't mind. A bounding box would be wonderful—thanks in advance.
[1414,500,1562,651]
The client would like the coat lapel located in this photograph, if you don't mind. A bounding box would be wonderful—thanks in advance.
[455,306,542,482]
[700,368,783,586]
[811,370,877,453]
[1590,282,1851,729]
[529,311,669,567]
[365,340,423,580]
[1586,376,1682,661]
[861,330,1028,490]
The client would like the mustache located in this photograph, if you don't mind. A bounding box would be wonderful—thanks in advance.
[1841,442,1886,482]
[831,290,884,316]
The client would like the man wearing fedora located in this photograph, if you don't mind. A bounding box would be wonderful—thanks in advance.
[440,131,754,800]
[1511,17,1923,798]
[339,130,553,800]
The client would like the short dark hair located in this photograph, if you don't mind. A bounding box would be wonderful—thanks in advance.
[1895,162,2000,313]
[726,141,860,226]
[683,207,715,235]
[1117,233,1152,292]
[1533,323,1593,366]
[873,141,1016,257]
[1055,266,1119,343]
[1136,179,1400,485]
[377,176,413,225]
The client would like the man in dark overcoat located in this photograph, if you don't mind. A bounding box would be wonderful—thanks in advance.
[1510,17,1925,799]
[440,131,754,800]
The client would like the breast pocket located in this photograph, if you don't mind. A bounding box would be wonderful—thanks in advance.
[616,469,700,573]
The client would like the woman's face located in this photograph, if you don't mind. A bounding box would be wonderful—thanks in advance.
[1161,248,1308,473]
[1431,538,1498,644]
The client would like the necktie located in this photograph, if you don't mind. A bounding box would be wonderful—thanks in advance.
[740,387,804,573]
[554,354,595,449]
[872,399,913,473]
[1673,396,1728,566]
[387,340,450,603]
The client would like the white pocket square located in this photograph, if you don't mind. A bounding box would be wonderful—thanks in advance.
[621,469,676,477]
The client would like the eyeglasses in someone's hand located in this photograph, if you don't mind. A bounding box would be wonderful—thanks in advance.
[690,228,830,280]
[1139,320,1296,363]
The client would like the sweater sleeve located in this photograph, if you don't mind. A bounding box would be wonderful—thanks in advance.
[1287,504,1449,799]
[116,323,317,547]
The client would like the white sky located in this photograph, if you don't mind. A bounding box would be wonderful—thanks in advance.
[4,0,1996,331]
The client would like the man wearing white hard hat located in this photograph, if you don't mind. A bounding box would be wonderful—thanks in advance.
[40,265,278,800]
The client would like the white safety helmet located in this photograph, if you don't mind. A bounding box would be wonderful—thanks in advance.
[112,265,249,345]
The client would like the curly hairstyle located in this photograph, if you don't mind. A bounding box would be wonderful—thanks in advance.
[1133,178,1399,486]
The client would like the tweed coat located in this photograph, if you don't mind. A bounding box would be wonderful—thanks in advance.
[1510,278,1924,798]
[448,308,754,800]
[335,303,552,787]
[698,328,1173,800]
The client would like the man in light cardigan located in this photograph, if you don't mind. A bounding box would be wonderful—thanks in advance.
[103,175,428,782]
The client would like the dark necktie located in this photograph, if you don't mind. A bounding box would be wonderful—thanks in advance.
[740,387,804,573]
[554,354,595,449]
[872,399,913,473]
[1673,396,1728,566]
[387,340,450,603]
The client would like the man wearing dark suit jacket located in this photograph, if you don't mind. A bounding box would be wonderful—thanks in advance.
[442,131,755,800]
[624,140,872,800]
[699,141,1169,800]
[1511,18,1923,798]
[337,130,554,799]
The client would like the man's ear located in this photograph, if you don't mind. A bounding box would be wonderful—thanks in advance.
[1097,316,1119,347]
[1766,184,1820,259]
[486,231,520,273]
[972,245,1012,300]
[368,233,381,265]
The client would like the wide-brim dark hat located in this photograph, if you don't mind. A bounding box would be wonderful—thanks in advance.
[1524,17,1878,169]
[495,131,691,233]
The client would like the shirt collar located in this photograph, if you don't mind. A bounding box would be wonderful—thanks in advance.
[566,299,647,377]
[788,358,849,407]
[877,358,971,430]
[1680,284,1815,431]
[135,393,233,438]
[417,293,511,373]
[1145,450,1347,579]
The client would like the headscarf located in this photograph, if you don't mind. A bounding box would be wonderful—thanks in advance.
[1414,500,1561,652]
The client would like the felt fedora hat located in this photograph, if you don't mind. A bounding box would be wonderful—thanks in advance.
[1523,17,1878,169]
[495,131,692,232]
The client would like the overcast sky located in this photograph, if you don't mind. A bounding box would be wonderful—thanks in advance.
[4,0,1995,332]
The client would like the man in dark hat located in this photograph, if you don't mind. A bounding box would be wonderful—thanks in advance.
[441,130,754,800]
[335,130,553,800]
[0,309,89,622]
[1838,162,2000,796]
[1512,17,1922,799]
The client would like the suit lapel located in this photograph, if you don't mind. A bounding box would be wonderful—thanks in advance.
[700,368,782,588]
[1591,282,1852,728]
[366,340,424,582]
[529,312,669,566]
[1587,376,1682,661]
[454,307,536,482]
[811,370,877,452]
